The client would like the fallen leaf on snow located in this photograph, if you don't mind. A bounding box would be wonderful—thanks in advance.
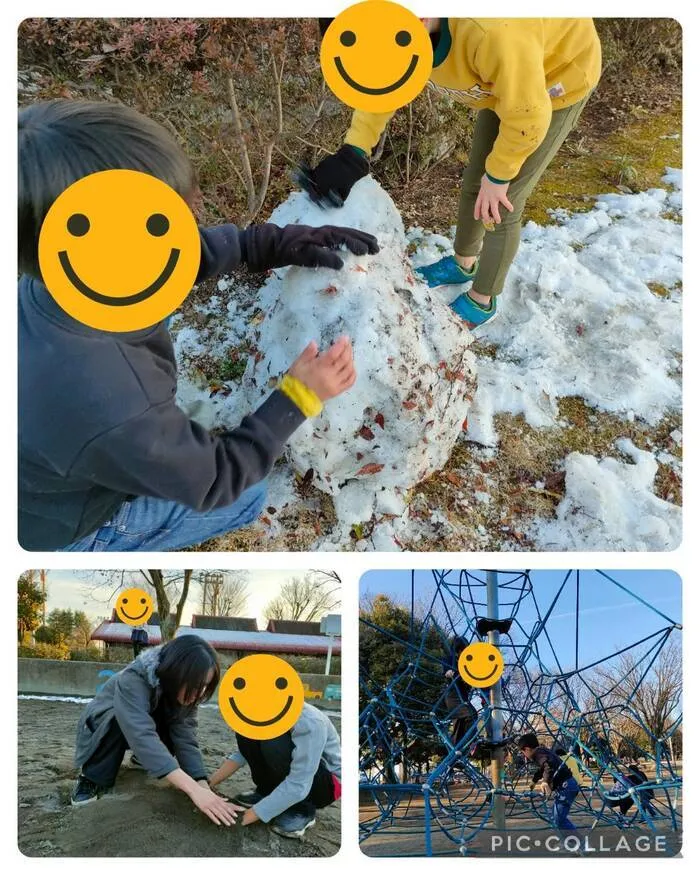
[356,463,385,476]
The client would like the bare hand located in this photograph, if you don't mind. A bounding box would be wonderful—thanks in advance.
[191,785,244,826]
[474,175,513,225]
[288,336,356,402]
[242,808,261,826]
[445,670,455,679]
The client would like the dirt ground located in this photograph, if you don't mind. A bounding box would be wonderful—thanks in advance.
[359,793,682,858]
[18,698,341,857]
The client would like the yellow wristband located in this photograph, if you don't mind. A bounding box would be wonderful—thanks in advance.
[278,374,324,418]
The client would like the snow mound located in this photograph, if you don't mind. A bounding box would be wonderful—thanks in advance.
[529,439,681,551]
[408,179,682,446]
[236,177,477,522]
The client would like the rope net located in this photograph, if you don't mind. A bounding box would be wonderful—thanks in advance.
[359,570,682,855]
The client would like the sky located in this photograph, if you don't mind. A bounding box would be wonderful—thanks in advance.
[360,569,681,671]
[36,569,339,629]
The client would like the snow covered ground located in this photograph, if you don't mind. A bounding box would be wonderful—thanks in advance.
[175,168,682,552]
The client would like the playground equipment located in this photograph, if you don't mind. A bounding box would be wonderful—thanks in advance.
[359,570,682,856]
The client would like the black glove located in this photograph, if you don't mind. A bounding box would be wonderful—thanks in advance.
[301,145,370,207]
[241,222,379,272]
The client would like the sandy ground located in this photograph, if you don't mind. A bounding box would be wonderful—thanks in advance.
[18,698,340,857]
[359,791,682,858]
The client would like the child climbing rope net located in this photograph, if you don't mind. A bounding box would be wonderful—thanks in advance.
[359,570,682,856]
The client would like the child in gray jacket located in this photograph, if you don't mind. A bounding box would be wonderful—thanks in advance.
[209,702,341,839]
[73,635,241,827]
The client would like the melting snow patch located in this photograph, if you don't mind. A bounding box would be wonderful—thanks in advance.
[408,180,682,446]
[173,171,681,551]
[529,439,681,551]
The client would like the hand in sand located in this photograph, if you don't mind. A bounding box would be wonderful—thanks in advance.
[191,785,245,826]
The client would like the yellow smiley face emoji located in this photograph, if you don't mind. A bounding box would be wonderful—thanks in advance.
[218,654,305,740]
[38,169,200,332]
[320,1,433,113]
[458,642,505,689]
[115,588,154,627]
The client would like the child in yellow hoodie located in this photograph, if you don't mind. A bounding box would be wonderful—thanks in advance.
[308,18,601,328]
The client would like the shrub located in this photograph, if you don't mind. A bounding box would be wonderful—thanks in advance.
[69,646,104,661]
[18,642,70,660]
[18,17,681,226]
[596,18,681,76]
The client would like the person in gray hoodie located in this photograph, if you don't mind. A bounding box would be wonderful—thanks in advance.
[209,702,341,839]
[72,635,242,827]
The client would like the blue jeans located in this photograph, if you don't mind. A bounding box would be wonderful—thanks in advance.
[552,777,579,831]
[62,481,267,552]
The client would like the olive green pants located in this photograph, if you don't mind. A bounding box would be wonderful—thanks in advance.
[455,94,591,296]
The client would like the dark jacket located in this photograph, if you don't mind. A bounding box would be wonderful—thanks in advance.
[532,746,574,791]
[74,645,205,780]
[443,636,474,713]
[19,224,306,550]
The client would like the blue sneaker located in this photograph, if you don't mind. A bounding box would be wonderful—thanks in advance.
[270,810,317,839]
[450,293,497,329]
[415,255,478,288]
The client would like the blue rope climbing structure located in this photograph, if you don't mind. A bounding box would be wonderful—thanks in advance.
[359,570,682,856]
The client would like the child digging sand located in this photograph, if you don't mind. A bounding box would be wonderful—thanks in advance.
[72,636,241,827]
[18,99,378,552]
[209,701,341,839]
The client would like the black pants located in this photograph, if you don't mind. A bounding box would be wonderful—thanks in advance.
[236,732,336,817]
[82,705,197,788]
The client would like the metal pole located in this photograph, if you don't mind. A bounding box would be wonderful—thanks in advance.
[486,570,505,831]
[325,636,334,675]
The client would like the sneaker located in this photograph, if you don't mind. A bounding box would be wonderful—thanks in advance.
[270,810,317,839]
[70,775,101,806]
[232,789,264,808]
[450,293,497,329]
[415,255,478,288]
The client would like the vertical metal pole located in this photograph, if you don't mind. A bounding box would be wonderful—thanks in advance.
[410,570,415,643]
[575,571,580,671]
[487,570,505,831]
[325,636,334,675]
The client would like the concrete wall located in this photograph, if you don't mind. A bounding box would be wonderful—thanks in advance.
[18,658,341,700]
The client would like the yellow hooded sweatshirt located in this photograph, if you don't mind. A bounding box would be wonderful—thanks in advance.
[345,18,601,183]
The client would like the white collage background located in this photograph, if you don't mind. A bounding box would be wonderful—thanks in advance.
[3,1,697,873]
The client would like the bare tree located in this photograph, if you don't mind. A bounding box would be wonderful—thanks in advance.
[82,570,192,641]
[593,638,682,742]
[226,41,285,225]
[264,571,340,622]
[143,570,191,641]
[200,571,250,617]
[72,613,94,650]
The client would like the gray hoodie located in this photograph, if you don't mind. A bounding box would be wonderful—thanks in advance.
[227,702,341,822]
[74,645,206,780]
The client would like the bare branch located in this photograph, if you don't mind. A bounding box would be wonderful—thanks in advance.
[227,76,256,219]
[405,102,413,188]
